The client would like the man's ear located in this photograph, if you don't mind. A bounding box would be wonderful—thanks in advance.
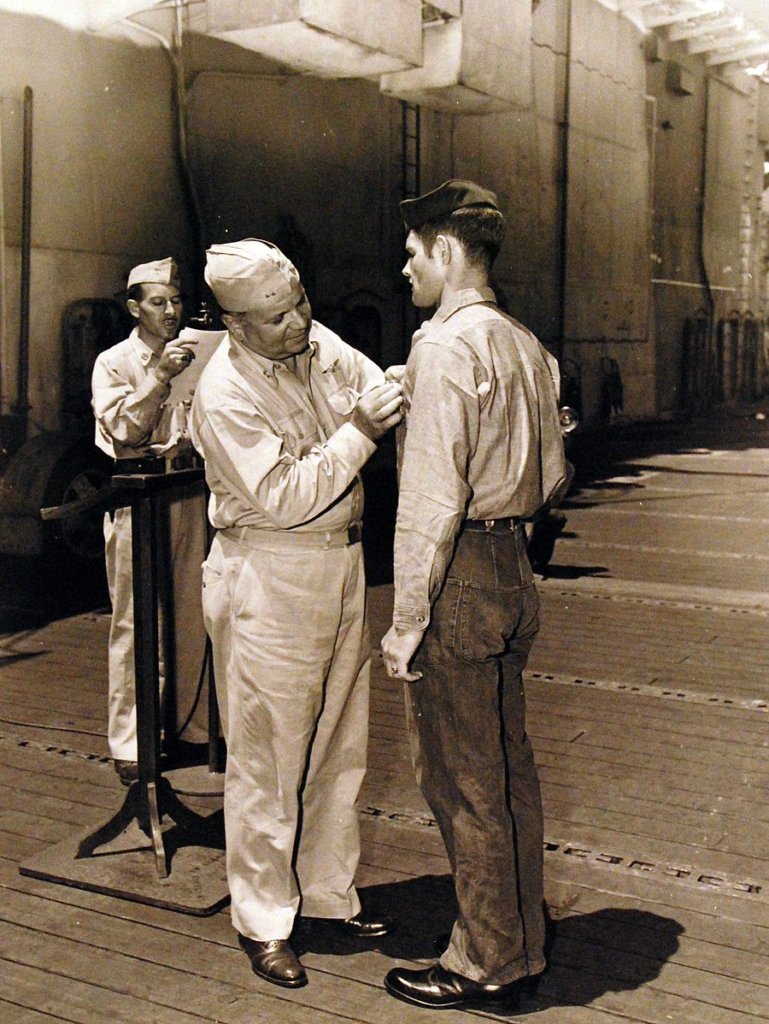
[126,298,140,321]
[222,313,243,341]
[435,234,452,265]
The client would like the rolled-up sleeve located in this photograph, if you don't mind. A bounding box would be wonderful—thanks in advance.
[195,392,376,529]
[393,341,478,631]
[92,357,170,448]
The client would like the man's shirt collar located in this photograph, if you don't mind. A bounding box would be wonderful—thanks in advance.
[432,286,497,327]
[231,331,318,382]
[128,326,159,367]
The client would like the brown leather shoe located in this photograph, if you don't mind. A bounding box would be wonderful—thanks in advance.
[336,911,394,938]
[384,963,532,1011]
[238,935,307,988]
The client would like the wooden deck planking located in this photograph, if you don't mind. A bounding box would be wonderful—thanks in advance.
[2,769,117,822]
[527,684,769,745]
[534,755,769,825]
[527,707,769,775]
[4,659,768,1023]
[5,832,761,1024]
[0,996,80,1024]
[530,730,768,789]
[3,425,769,1020]
[4,718,762,1024]
[0,727,109,757]
[543,543,769,591]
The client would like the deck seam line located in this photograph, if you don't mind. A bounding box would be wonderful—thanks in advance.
[525,672,769,712]
[361,808,767,903]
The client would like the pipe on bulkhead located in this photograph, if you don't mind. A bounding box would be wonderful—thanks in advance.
[15,85,33,439]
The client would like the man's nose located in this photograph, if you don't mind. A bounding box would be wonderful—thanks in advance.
[288,307,309,328]
[401,262,411,279]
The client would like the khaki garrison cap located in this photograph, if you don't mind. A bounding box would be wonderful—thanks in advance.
[126,257,179,289]
[400,179,499,229]
[205,238,300,313]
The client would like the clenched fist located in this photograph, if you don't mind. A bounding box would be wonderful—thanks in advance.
[154,338,198,384]
[350,381,404,441]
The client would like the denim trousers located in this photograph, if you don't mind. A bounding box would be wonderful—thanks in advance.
[406,522,546,985]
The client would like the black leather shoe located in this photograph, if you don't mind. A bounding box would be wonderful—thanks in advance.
[237,935,307,988]
[335,911,394,938]
[113,760,138,786]
[384,963,532,1012]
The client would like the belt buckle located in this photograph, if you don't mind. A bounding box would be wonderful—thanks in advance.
[483,519,496,530]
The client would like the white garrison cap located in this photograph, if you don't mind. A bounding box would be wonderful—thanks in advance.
[127,257,179,289]
[205,238,300,312]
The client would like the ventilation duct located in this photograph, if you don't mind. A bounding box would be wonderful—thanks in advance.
[206,0,423,78]
[0,0,167,29]
[380,0,532,114]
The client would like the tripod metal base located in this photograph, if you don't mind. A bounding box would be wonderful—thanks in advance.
[21,470,230,916]
[19,781,229,916]
[165,764,225,798]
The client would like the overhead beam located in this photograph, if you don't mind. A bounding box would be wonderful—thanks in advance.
[687,31,759,54]
[707,41,769,65]
[621,0,768,83]
[669,14,741,42]
[645,2,726,31]
[617,0,663,11]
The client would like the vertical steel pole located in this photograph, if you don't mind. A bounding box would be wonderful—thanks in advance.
[16,85,33,436]
[556,2,572,366]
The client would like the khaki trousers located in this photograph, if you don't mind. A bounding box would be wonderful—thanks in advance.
[202,529,370,941]
[103,481,209,761]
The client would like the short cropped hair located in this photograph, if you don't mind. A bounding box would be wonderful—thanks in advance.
[415,206,506,273]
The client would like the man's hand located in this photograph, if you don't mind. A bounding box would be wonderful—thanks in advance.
[154,338,197,384]
[384,364,406,384]
[351,381,403,441]
[381,625,423,682]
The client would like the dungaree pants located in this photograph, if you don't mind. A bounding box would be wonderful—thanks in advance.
[407,520,547,985]
[201,527,369,941]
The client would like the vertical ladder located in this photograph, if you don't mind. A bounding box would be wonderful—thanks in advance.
[401,100,421,201]
[400,101,422,357]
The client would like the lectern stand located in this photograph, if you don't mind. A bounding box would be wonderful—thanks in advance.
[20,468,230,915]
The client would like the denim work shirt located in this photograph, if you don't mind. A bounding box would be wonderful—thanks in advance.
[393,287,565,632]
[189,321,384,534]
[92,327,191,460]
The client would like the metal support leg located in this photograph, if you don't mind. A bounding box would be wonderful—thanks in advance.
[75,471,221,876]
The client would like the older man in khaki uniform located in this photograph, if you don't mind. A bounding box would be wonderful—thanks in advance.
[190,239,402,989]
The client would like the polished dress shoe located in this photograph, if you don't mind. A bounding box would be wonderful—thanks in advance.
[237,934,307,988]
[384,963,533,1011]
[335,911,394,938]
[113,759,138,786]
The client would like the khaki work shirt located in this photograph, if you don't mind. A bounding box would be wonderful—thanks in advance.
[92,327,190,460]
[393,287,565,632]
[189,322,384,534]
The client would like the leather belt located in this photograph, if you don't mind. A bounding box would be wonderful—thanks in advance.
[463,517,522,533]
[221,522,362,550]
[346,523,363,545]
[115,453,198,475]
